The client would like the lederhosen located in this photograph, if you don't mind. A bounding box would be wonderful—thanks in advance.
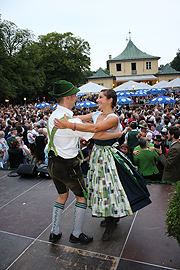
[47,117,86,197]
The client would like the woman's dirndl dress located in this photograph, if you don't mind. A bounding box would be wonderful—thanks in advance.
[87,111,151,218]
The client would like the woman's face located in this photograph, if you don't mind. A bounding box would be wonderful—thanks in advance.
[97,92,110,110]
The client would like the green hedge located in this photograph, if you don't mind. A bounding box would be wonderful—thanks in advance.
[165,181,180,246]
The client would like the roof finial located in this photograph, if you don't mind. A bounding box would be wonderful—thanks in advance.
[128,30,131,40]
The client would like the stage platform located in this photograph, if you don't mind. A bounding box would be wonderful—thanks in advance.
[0,169,180,270]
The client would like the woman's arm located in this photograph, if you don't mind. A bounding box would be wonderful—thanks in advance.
[54,114,118,133]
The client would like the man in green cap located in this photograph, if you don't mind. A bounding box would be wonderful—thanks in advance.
[47,80,121,244]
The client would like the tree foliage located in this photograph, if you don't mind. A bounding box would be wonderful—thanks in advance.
[1,20,34,56]
[38,32,91,95]
[171,49,180,72]
[0,18,91,104]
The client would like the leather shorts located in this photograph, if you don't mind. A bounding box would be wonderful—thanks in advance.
[48,151,85,197]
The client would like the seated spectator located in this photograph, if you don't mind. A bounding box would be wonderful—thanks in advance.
[16,136,31,164]
[0,138,6,168]
[4,137,24,169]
[133,137,160,181]
[0,130,9,168]
[27,124,37,160]
[35,128,46,165]
[44,137,48,166]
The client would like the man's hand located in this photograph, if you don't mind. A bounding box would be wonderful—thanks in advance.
[149,146,155,152]
[156,147,162,155]
[54,114,69,129]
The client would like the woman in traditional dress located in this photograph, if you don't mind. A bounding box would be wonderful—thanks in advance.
[54,89,151,241]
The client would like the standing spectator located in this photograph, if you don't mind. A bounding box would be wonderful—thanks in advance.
[155,116,162,133]
[133,137,160,181]
[150,123,160,141]
[127,121,139,156]
[157,126,180,182]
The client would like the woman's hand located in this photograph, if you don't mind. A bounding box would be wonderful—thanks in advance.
[54,115,69,129]
[133,150,140,156]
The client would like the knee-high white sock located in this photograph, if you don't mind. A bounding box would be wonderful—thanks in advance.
[51,202,64,235]
[72,202,87,238]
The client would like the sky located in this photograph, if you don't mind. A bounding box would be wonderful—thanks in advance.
[1,0,180,71]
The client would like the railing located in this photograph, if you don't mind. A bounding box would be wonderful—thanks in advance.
[132,70,137,74]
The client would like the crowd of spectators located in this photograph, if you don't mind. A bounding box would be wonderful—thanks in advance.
[0,91,180,183]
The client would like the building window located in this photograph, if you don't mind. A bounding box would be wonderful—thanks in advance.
[116,64,121,71]
[146,62,151,69]
[98,83,104,86]
[131,63,137,74]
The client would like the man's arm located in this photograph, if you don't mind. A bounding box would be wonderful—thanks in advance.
[159,147,179,168]
[73,113,93,122]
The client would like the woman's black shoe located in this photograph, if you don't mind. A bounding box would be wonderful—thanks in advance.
[100,217,120,227]
[101,218,117,241]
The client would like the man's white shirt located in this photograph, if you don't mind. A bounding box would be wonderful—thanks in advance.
[48,105,94,159]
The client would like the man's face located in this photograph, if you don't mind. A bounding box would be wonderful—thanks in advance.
[151,125,155,131]
[167,131,173,142]
[69,94,77,109]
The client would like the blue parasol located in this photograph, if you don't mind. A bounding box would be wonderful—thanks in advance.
[133,89,149,96]
[76,93,86,97]
[149,96,176,104]
[116,91,134,97]
[148,88,168,95]
[35,102,51,109]
[75,101,98,108]
[50,103,58,110]
[117,97,134,105]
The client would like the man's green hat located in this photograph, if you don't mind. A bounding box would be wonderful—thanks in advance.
[49,80,80,97]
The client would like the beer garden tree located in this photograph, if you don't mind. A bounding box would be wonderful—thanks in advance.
[0,17,91,104]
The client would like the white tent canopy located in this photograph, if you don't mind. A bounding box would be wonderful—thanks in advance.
[150,80,169,89]
[113,80,150,91]
[138,82,151,90]
[78,82,108,94]
[165,77,180,88]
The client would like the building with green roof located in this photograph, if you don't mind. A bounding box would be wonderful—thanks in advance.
[87,67,115,89]
[107,39,160,87]
[87,38,180,89]
[156,63,180,82]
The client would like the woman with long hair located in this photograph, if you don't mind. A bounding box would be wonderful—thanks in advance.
[54,89,151,241]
